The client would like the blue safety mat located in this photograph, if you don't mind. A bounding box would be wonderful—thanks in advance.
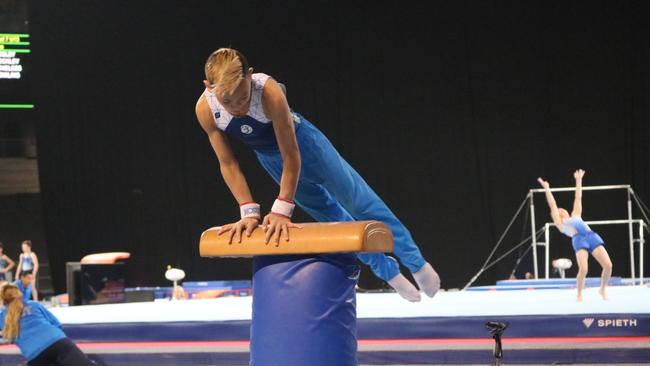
[125,280,253,299]
[496,276,623,287]
[182,280,252,289]
[466,276,626,291]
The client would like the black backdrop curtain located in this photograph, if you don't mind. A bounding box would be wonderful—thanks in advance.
[30,1,650,292]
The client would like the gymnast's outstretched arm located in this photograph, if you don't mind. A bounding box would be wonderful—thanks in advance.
[260,77,302,244]
[537,177,563,228]
[571,169,585,217]
[195,98,259,244]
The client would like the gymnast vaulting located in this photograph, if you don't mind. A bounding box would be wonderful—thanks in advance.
[538,169,613,301]
[194,48,440,302]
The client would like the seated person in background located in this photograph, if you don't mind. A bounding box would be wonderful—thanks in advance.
[16,272,38,302]
[0,242,16,282]
[0,284,96,365]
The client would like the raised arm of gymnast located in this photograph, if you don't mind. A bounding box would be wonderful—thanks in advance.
[537,177,563,229]
[196,74,301,245]
[571,169,585,218]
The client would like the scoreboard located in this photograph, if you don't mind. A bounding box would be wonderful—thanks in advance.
[0,0,32,109]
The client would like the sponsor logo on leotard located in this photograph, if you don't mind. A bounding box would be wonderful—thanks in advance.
[214,112,221,119]
[240,124,253,134]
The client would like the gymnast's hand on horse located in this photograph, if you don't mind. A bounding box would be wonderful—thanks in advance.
[217,217,261,244]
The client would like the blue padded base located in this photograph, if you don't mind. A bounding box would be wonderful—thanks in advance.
[250,254,360,366]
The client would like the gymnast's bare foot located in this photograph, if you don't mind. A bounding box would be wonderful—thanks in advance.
[577,294,583,302]
[387,273,421,302]
[412,262,441,298]
[599,288,608,300]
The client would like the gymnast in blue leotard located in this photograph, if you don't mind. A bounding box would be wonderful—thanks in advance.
[538,169,613,301]
[194,48,440,302]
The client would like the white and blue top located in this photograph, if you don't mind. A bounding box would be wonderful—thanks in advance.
[203,73,300,152]
[559,216,592,237]
[20,254,34,272]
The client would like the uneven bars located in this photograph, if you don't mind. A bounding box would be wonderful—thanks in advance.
[529,184,630,194]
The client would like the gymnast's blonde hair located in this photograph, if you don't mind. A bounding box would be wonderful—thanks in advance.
[1,284,24,341]
[204,48,250,96]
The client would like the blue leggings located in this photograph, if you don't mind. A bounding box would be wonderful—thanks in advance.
[255,117,425,281]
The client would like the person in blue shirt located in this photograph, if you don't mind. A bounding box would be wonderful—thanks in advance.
[195,48,440,302]
[0,284,95,365]
[16,272,37,301]
[538,169,614,302]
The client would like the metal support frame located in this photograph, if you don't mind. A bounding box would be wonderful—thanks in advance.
[635,219,646,285]
[529,193,538,279]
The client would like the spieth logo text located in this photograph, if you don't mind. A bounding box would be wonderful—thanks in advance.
[583,318,638,328]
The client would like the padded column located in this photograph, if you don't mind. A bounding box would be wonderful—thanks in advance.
[250,254,359,366]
